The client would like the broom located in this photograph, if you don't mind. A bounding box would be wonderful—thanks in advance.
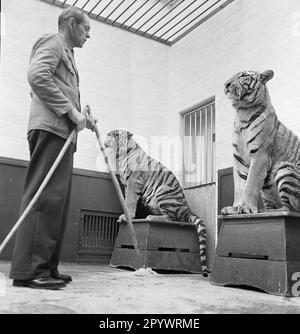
[85,107,140,255]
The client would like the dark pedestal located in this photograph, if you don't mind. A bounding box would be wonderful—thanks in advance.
[110,219,202,273]
[210,212,300,297]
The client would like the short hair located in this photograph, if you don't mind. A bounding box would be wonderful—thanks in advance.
[58,6,87,28]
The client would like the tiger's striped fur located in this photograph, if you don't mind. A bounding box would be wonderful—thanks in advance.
[105,130,208,276]
[222,70,300,215]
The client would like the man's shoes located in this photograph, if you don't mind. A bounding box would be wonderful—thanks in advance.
[51,273,72,284]
[13,277,66,290]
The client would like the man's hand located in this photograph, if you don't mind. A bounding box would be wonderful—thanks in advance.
[68,108,86,132]
[83,105,98,131]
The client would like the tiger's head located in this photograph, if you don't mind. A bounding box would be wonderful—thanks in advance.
[105,130,135,156]
[224,70,274,108]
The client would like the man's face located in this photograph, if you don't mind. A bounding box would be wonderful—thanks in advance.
[72,15,90,48]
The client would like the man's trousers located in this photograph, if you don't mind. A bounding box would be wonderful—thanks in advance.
[10,130,74,280]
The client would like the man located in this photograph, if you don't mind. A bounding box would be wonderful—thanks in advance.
[9,6,96,290]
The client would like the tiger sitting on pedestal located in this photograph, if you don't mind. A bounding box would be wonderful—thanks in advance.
[222,70,300,215]
[104,130,208,276]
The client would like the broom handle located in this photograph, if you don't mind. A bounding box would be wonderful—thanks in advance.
[93,125,140,255]
[0,129,76,255]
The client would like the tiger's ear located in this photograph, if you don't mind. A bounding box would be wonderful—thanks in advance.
[260,70,274,83]
[127,131,133,139]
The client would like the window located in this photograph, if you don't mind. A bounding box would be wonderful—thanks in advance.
[183,100,216,188]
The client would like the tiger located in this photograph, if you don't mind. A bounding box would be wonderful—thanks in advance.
[104,129,208,276]
[221,69,300,215]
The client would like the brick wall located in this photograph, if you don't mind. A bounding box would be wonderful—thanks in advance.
[3,0,299,174]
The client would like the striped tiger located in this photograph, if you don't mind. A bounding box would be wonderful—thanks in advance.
[105,130,208,276]
[222,70,300,215]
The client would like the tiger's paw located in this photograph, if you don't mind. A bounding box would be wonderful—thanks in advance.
[118,213,136,223]
[117,214,127,223]
[146,215,170,222]
[237,204,258,214]
[222,204,258,215]
[221,206,239,215]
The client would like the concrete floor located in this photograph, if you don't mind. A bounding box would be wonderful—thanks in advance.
[1,260,300,314]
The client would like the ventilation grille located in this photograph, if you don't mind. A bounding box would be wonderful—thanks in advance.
[78,211,120,259]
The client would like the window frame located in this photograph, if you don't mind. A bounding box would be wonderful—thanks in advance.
[181,97,216,190]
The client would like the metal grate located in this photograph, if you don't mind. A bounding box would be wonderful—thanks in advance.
[78,211,120,260]
[40,0,235,45]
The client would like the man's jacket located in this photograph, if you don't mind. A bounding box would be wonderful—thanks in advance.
[27,33,81,141]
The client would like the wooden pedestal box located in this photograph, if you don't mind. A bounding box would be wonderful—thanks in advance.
[210,213,300,297]
[110,219,202,273]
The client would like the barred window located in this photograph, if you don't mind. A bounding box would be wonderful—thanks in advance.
[183,100,216,188]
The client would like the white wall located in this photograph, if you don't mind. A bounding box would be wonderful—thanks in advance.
[0,0,170,172]
[169,0,300,172]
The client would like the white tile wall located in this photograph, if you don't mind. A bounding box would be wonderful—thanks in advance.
[2,0,300,173]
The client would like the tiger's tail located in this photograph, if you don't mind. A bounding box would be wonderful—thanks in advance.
[177,208,208,277]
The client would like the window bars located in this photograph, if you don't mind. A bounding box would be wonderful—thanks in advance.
[41,0,234,45]
[183,100,215,188]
